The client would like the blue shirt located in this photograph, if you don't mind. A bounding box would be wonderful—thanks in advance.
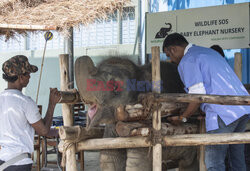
[178,45,250,131]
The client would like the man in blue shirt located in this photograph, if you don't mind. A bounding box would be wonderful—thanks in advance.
[162,33,250,171]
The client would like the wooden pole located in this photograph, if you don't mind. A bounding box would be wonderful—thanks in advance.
[199,118,206,171]
[76,137,151,151]
[64,27,74,89]
[59,54,77,171]
[234,52,242,81]
[151,46,162,171]
[152,93,250,105]
[57,132,250,152]
[163,132,250,146]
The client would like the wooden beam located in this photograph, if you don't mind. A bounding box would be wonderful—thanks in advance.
[76,137,151,151]
[151,46,162,171]
[153,93,250,105]
[0,24,57,30]
[57,132,250,152]
[163,132,250,146]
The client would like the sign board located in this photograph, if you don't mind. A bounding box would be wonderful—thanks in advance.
[146,3,250,53]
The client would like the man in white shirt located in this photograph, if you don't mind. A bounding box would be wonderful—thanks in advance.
[0,55,61,171]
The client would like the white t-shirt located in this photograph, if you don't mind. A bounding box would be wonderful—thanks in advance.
[0,89,41,165]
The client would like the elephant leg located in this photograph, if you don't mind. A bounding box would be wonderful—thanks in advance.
[179,147,199,171]
[100,149,126,171]
[126,148,152,171]
[100,124,126,171]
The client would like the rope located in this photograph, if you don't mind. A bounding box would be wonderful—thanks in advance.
[61,126,82,168]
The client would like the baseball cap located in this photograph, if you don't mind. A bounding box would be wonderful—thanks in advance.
[2,55,38,77]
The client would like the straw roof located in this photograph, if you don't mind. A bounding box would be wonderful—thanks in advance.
[0,0,131,39]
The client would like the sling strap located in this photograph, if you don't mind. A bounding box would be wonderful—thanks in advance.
[0,153,31,171]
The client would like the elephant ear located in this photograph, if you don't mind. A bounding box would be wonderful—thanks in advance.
[75,56,98,103]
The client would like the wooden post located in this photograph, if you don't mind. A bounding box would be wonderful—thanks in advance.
[151,46,162,171]
[234,52,242,81]
[59,54,77,171]
[199,118,206,171]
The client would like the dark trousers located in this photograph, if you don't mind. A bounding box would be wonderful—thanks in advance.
[205,115,249,171]
[0,160,32,171]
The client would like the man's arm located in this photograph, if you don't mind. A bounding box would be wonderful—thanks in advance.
[169,82,205,124]
[31,88,61,136]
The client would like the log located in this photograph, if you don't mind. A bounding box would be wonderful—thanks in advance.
[234,52,242,81]
[76,137,151,151]
[115,122,197,137]
[151,93,250,105]
[59,54,77,171]
[115,102,188,121]
[59,126,104,141]
[57,132,250,152]
[163,132,250,146]
[130,128,150,137]
[151,46,162,171]
[115,105,129,121]
[58,90,81,104]
[115,121,148,137]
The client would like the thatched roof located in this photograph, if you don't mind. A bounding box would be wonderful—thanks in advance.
[0,0,131,39]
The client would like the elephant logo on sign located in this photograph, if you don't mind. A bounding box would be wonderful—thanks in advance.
[155,23,172,39]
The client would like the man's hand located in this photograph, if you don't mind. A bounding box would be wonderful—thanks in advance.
[46,128,59,138]
[167,116,182,125]
[49,88,61,106]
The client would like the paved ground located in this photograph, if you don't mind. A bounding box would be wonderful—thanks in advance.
[32,150,177,171]
[32,151,100,171]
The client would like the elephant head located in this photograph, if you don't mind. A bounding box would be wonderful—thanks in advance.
[75,56,144,130]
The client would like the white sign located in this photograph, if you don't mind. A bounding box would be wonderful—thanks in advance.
[146,3,250,53]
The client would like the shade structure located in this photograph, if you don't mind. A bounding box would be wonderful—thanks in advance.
[0,0,131,38]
